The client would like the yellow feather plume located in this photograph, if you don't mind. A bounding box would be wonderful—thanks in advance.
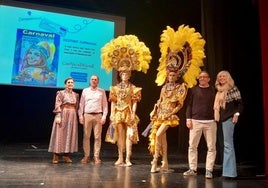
[156,24,206,87]
[101,35,152,73]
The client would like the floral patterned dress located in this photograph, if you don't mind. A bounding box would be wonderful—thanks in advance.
[48,89,79,153]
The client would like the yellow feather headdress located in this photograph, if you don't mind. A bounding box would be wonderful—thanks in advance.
[155,25,206,87]
[101,35,152,73]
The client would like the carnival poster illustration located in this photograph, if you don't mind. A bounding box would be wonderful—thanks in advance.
[12,29,60,86]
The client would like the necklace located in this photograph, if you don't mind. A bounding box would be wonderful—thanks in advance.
[164,83,178,98]
[165,83,176,91]
[119,82,129,89]
[118,82,130,99]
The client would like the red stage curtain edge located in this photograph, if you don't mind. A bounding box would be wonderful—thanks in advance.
[259,0,268,176]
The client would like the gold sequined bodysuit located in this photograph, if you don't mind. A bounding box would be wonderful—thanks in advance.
[148,82,188,153]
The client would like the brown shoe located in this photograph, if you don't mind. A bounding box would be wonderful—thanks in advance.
[94,157,101,164]
[62,155,72,163]
[52,153,59,164]
[81,157,90,164]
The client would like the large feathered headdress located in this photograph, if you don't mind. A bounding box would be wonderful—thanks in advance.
[155,25,206,87]
[101,35,152,73]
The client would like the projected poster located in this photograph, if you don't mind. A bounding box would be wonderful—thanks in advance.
[12,29,59,86]
[0,4,116,90]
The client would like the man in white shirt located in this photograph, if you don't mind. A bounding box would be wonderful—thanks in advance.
[78,75,108,164]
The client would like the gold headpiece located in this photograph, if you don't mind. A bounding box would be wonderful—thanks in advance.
[155,25,206,87]
[101,35,152,73]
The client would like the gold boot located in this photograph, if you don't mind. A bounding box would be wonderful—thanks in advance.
[151,130,161,173]
[160,160,168,172]
[115,149,124,165]
[125,138,132,167]
[125,158,132,167]
[150,158,158,173]
[160,139,168,172]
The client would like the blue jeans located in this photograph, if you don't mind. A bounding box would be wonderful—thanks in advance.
[222,118,237,177]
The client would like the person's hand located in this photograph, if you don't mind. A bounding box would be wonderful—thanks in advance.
[131,113,135,121]
[232,114,239,124]
[55,114,61,125]
[100,119,106,125]
[79,117,84,125]
[110,115,113,121]
[150,115,156,121]
[186,119,193,129]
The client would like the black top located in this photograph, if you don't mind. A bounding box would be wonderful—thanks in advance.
[186,85,216,120]
[219,86,243,122]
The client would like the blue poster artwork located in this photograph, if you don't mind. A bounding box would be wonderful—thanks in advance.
[11,29,60,86]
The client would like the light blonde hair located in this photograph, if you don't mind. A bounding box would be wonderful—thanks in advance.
[215,70,234,89]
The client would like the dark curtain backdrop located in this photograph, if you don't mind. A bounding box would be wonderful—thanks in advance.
[258,0,268,176]
[201,0,264,175]
[1,0,265,175]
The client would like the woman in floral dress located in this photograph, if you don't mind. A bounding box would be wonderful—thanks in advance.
[48,77,79,164]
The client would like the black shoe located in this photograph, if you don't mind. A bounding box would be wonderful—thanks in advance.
[222,176,237,180]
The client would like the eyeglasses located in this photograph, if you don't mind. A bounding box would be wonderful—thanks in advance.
[198,76,209,79]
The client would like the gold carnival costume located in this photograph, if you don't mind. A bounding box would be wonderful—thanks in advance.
[108,83,141,144]
[101,35,151,166]
[148,25,206,172]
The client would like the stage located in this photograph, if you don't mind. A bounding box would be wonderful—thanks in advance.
[0,142,266,188]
